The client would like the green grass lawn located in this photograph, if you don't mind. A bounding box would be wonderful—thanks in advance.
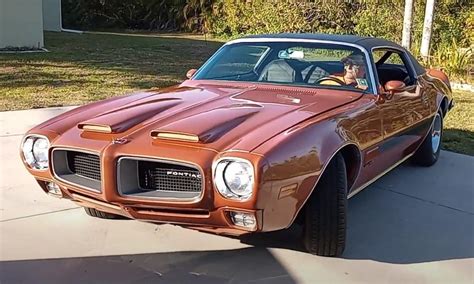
[0,32,472,155]
[0,32,222,110]
[443,90,474,156]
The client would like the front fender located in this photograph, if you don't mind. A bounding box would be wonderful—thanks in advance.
[254,118,356,231]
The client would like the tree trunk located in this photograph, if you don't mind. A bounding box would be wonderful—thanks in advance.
[420,0,436,61]
[402,0,414,49]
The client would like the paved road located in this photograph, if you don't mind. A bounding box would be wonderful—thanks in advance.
[1,107,473,283]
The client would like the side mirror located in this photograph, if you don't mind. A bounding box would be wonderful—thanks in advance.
[384,80,406,95]
[186,69,197,79]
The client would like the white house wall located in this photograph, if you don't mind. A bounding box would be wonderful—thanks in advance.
[0,0,44,49]
[42,0,61,32]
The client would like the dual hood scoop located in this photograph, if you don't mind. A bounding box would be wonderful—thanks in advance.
[78,123,113,133]
[150,107,260,144]
[77,99,261,145]
[151,131,200,142]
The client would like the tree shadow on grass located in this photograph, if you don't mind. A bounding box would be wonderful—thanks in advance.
[442,128,474,156]
[0,32,223,96]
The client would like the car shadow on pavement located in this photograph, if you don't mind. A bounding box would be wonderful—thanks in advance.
[240,176,474,264]
[0,247,296,284]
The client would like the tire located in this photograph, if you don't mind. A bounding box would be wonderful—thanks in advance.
[412,111,443,167]
[84,207,123,219]
[303,153,347,257]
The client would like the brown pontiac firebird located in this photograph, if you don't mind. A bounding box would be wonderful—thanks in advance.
[21,34,453,257]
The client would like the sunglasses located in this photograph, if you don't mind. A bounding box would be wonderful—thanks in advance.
[347,64,363,72]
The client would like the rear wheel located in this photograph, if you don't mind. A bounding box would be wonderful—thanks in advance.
[302,153,347,257]
[412,111,443,167]
[84,207,123,219]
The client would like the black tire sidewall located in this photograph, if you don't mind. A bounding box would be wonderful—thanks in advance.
[303,153,347,257]
[84,207,123,219]
[431,111,443,160]
[413,110,444,166]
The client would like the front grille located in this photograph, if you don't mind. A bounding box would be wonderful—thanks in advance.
[52,149,102,192]
[67,151,101,181]
[138,161,202,192]
[117,158,203,199]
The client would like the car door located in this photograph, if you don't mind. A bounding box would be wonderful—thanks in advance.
[373,48,433,170]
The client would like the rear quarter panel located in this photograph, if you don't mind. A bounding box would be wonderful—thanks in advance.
[423,69,453,112]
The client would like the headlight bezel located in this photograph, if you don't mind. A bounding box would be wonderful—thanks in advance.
[20,134,50,170]
[213,157,255,201]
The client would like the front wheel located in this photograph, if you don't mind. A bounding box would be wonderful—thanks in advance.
[302,153,347,257]
[412,111,443,167]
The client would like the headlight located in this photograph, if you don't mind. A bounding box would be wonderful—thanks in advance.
[21,135,50,170]
[214,158,254,200]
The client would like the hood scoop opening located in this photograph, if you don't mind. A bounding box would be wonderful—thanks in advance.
[78,123,113,133]
[151,107,261,144]
[151,131,199,142]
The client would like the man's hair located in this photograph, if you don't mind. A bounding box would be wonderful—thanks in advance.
[341,54,365,67]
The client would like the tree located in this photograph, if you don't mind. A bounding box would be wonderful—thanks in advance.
[402,0,414,49]
[420,0,436,60]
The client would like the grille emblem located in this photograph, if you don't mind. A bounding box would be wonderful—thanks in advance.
[166,170,202,179]
[112,138,129,145]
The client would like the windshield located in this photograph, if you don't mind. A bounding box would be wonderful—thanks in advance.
[194,41,372,92]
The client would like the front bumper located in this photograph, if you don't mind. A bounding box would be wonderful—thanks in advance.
[37,179,263,236]
[29,134,269,235]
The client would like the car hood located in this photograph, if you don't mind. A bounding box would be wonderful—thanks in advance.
[40,80,362,152]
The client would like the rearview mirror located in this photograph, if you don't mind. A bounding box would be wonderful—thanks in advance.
[384,80,406,94]
[186,69,197,79]
[278,49,304,59]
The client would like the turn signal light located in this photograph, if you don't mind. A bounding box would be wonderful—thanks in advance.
[229,211,257,231]
[46,182,62,197]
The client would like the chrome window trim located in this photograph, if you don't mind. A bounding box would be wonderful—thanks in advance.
[195,37,378,95]
[253,46,271,72]
[370,45,419,88]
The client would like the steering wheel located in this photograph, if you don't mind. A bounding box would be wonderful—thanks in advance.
[315,76,346,86]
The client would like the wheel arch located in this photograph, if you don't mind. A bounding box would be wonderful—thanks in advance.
[255,115,364,231]
[291,142,362,227]
[339,144,362,191]
[439,95,449,117]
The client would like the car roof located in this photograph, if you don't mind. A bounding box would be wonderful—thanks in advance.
[242,33,404,51]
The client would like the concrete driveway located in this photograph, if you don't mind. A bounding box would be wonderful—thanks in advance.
[1,107,473,283]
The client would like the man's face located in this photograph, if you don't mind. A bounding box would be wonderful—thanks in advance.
[345,64,366,80]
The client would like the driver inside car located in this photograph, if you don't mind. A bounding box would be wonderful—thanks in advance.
[318,54,369,90]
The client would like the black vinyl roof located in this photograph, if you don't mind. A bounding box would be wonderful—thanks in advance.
[243,33,404,51]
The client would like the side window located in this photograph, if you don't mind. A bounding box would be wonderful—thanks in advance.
[373,49,415,87]
[372,50,404,66]
[383,53,405,65]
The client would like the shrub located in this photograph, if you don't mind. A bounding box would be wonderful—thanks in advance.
[61,0,211,31]
[61,0,473,79]
[430,40,473,81]
[208,0,360,38]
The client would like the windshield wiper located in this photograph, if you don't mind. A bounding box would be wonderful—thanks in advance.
[206,70,258,80]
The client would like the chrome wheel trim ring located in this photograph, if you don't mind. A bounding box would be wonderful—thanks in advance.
[431,113,442,153]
